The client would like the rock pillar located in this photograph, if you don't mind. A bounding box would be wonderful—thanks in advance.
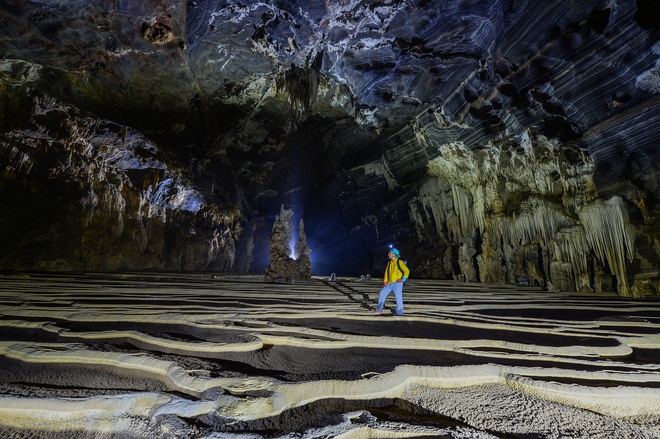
[265,206,312,282]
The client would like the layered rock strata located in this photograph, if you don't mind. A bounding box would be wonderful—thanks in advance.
[0,273,658,437]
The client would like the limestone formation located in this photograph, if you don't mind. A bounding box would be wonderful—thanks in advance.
[265,206,311,282]
[0,96,240,271]
[293,219,312,280]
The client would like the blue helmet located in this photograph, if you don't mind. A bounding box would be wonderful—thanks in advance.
[390,247,401,257]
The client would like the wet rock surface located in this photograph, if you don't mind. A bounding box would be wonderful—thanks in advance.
[0,0,658,296]
[0,273,659,437]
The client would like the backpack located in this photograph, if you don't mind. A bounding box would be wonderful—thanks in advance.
[397,258,409,282]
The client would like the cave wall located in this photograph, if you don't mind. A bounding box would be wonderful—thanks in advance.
[306,0,660,297]
[0,95,244,272]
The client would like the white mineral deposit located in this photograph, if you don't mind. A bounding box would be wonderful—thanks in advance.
[0,273,658,438]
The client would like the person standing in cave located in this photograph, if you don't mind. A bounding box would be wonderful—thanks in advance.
[374,247,410,316]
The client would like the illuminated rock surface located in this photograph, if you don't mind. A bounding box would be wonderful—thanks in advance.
[265,206,312,282]
[0,273,659,437]
[0,2,658,291]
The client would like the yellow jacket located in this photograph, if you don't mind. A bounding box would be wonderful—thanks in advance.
[384,258,410,284]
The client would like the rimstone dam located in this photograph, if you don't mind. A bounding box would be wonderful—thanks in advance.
[0,1,659,438]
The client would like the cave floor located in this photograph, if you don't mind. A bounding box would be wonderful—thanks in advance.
[0,272,658,438]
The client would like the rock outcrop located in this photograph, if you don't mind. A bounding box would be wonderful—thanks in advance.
[265,206,311,282]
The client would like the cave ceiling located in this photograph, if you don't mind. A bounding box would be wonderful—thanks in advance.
[0,0,659,296]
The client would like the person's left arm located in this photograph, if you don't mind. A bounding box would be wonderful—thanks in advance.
[401,260,410,282]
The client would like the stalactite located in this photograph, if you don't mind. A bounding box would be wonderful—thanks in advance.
[496,197,575,248]
[578,196,637,296]
[551,226,592,292]
[414,179,448,241]
[275,65,321,116]
[426,133,595,206]
[451,183,475,240]
[419,128,610,293]
[472,185,488,234]
[3,144,34,174]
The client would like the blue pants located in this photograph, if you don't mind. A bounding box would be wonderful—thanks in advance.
[377,282,404,315]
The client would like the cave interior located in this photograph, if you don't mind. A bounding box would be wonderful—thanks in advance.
[0,0,658,298]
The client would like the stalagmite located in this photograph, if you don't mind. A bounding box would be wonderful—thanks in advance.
[294,219,312,280]
[265,206,312,282]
